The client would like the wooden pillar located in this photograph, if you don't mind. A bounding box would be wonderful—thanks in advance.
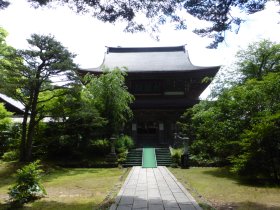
[159,122,164,145]
[132,123,137,145]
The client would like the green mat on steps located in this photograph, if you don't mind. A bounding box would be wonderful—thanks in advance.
[142,148,157,168]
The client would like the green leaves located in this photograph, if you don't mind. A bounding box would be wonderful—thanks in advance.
[0,102,12,130]
[237,40,280,80]
[8,160,46,208]
[0,31,79,161]
[82,67,134,137]
[184,72,280,179]
[180,41,280,180]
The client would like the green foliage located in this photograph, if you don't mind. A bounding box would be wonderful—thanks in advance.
[114,135,134,164]
[170,148,183,166]
[2,150,19,161]
[0,126,21,160]
[83,67,134,137]
[42,88,105,160]
[0,27,21,77]
[0,102,12,130]
[230,112,280,179]
[237,40,280,80]
[0,31,78,161]
[38,68,133,160]
[114,135,134,153]
[90,139,110,156]
[186,72,280,172]
[117,151,128,164]
[8,160,46,208]
[0,103,14,157]
[179,41,280,180]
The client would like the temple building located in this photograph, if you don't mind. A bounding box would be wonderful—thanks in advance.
[0,93,24,123]
[80,45,220,147]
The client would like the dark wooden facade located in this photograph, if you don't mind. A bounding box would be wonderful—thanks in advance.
[80,46,220,147]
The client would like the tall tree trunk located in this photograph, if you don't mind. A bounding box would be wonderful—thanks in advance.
[19,107,29,162]
[25,87,40,162]
[25,113,36,161]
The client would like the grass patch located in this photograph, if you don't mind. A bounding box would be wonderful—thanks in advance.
[170,167,280,210]
[0,161,129,210]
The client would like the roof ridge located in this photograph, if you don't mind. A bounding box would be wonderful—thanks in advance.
[107,45,185,53]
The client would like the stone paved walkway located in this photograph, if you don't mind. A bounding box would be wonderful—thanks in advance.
[110,166,202,210]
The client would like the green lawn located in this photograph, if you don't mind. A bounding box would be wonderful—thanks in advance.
[0,161,129,210]
[170,167,280,210]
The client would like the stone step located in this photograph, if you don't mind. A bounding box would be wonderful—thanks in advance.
[123,148,143,167]
[155,147,172,166]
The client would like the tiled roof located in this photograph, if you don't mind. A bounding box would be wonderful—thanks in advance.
[82,45,220,73]
[0,93,24,115]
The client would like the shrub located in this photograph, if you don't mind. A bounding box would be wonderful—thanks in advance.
[8,160,46,208]
[171,148,183,166]
[0,103,12,131]
[189,154,223,167]
[230,113,280,180]
[117,151,128,164]
[114,135,134,153]
[90,139,110,156]
[2,150,19,161]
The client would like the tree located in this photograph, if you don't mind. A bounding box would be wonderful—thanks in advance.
[42,86,106,159]
[179,40,280,180]
[0,102,12,156]
[0,0,9,9]
[237,40,280,80]
[0,103,12,131]
[8,160,46,208]
[0,27,22,82]
[229,73,280,180]
[83,67,134,138]
[0,33,78,161]
[1,0,276,48]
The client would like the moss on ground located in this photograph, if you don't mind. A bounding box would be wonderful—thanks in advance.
[170,167,280,210]
[0,161,129,210]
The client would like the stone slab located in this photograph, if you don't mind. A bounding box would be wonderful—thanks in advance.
[110,166,202,210]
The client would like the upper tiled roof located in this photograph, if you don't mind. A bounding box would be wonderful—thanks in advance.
[0,93,25,115]
[83,45,220,72]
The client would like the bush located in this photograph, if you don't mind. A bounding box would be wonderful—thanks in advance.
[2,150,18,161]
[8,160,46,208]
[171,148,183,166]
[230,113,280,180]
[0,103,12,131]
[117,151,128,164]
[114,135,134,153]
[90,139,110,156]
[114,135,134,164]
[189,154,223,167]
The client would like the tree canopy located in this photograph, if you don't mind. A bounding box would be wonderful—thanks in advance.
[1,0,277,48]
[83,67,134,138]
[0,102,11,131]
[0,31,78,161]
[1,27,134,162]
[237,40,280,80]
[179,40,280,180]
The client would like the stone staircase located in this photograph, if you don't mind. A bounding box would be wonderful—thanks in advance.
[155,147,172,166]
[122,148,142,167]
[123,147,173,167]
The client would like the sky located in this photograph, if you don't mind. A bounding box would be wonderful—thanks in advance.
[0,0,279,70]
